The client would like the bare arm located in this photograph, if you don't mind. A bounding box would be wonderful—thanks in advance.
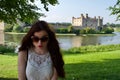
[18,51,27,80]
[51,67,58,80]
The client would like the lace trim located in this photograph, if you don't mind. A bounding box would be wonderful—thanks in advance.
[28,51,52,68]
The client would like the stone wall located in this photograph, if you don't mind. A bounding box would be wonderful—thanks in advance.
[72,14,103,29]
[0,21,4,45]
[0,21,4,31]
[0,31,4,45]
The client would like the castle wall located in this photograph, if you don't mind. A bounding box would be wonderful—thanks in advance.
[72,17,82,26]
[0,21,4,31]
[72,14,103,29]
[83,18,98,28]
[0,31,4,45]
[0,21,4,45]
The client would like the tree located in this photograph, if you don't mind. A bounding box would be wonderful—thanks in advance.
[109,0,120,21]
[0,0,58,24]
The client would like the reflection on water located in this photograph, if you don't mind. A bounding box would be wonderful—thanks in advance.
[5,33,25,44]
[2,32,120,50]
[0,31,4,45]
[100,32,120,45]
[57,32,120,50]
[57,36,83,49]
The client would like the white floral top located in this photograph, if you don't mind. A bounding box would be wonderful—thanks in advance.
[26,49,53,80]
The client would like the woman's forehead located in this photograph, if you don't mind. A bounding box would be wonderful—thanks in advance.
[34,30,48,37]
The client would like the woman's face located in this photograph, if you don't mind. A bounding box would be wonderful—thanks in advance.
[31,30,49,50]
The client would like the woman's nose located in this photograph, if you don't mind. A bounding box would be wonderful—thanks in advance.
[38,40,42,44]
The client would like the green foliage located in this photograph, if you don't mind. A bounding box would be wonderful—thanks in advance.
[85,27,96,34]
[104,23,120,27]
[109,0,120,21]
[23,27,30,32]
[102,27,114,34]
[56,28,68,33]
[67,44,120,53]
[0,45,14,54]
[0,42,18,54]
[55,26,114,35]
[79,27,96,34]
[12,24,23,32]
[4,24,13,32]
[85,27,91,33]
[79,29,86,34]
[68,26,73,33]
[0,0,58,24]
[50,22,71,26]
[73,29,80,35]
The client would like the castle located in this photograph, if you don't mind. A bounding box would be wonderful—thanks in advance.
[0,21,4,45]
[72,14,103,29]
[0,21,4,31]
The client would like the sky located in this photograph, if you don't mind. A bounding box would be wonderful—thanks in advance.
[37,0,119,24]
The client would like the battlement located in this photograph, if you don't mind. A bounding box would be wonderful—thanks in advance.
[72,14,103,29]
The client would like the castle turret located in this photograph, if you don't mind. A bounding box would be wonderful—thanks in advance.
[86,13,88,18]
[0,21,4,31]
[72,17,75,24]
[81,14,83,18]
[0,21,4,45]
[72,14,103,30]
[98,16,100,26]
[94,16,96,19]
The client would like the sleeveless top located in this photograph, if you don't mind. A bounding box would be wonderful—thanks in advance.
[26,49,53,80]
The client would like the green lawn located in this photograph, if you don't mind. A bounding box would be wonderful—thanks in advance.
[63,50,120,80]
[0,50,120,80]
[0,53,18,80]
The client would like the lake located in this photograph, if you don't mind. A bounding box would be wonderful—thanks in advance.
[1,32,120,50]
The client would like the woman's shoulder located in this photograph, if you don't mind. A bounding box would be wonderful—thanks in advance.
[19,50,27,53]
[18,50,28,62]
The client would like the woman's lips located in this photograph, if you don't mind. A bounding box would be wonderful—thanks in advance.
[38,45,42,48]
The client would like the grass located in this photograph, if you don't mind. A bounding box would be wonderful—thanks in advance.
[114,27,120,32]
[0,53,18,79]
[67,44,120,53]
[0,50,120,80]
[63,50,120,80]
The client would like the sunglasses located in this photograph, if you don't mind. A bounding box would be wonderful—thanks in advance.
[31,36,49,42]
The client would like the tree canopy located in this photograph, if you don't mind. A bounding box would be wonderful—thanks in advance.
[0,0,58,24]
[109,0,120,21]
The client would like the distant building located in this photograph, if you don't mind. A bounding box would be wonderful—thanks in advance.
[0,21,4,45]
[72,14,103,29]
[0,21,4,31]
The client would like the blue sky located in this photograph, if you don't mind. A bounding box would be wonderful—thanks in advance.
[38,0,119,24]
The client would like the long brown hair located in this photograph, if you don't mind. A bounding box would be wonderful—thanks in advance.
[19,20,65,78]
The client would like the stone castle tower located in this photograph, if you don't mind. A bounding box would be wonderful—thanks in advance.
[0,21,4,31]
[72,14,103,29]
[0,21,4,45]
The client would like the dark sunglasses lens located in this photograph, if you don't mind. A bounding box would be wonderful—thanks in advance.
[32,37,39,42]
[41,37,48,42]
[31,36,49,42]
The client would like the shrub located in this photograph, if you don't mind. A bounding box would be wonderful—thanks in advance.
[68,26,73,33]
[102,27,114,34]
[56,28,68,33]
[80,29,86,34]
[67,44,120,53]
[12,24,23,32]
[4,24,13,32]
[0,45,14,54]
[23,27,30,32]
[73,29,80,35]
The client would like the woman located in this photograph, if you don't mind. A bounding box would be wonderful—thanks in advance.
[18,20,65,80]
